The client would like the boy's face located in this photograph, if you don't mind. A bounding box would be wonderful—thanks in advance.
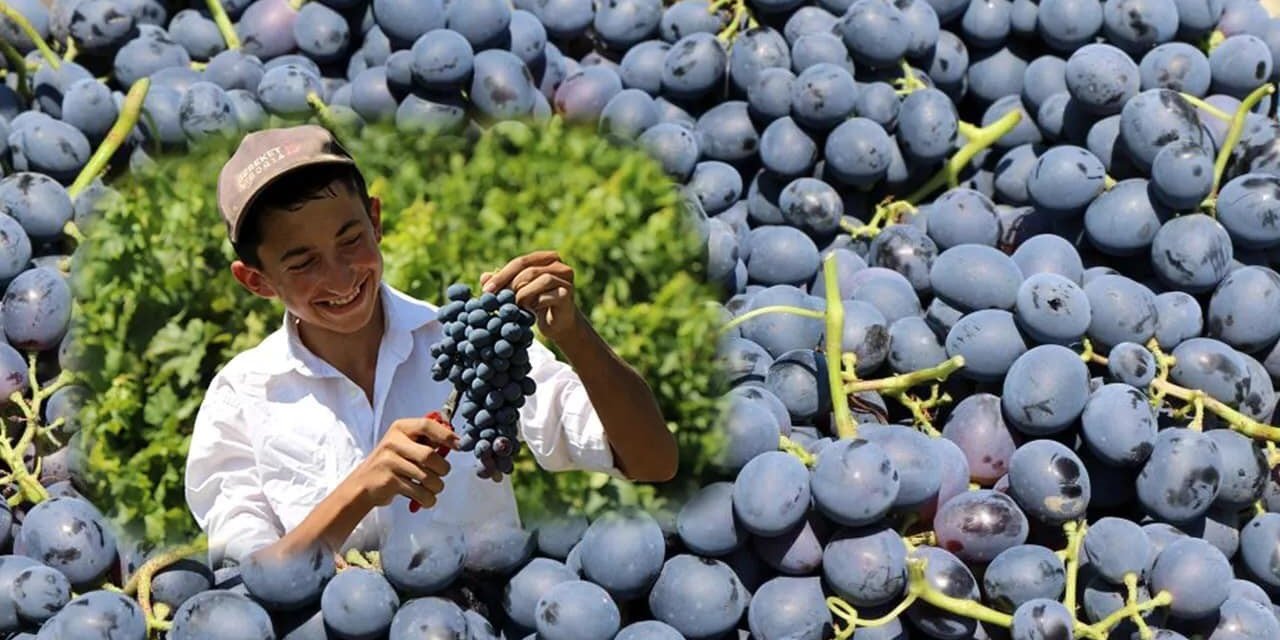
[231,180,385,337]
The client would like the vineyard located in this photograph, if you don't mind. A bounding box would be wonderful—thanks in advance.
[5,0,1280,638]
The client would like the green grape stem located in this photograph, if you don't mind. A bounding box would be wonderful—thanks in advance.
[1210,82,1276,200]
[779,435,816,467]
[1079,575,1172,639]
[343,548,375,570]
[895,59,928,95]
[904,109,1023,204]
[821,254,857,439]
[1082,339,1280,441]
[842,356,966,397]
[892,384,950,436]
[718,304,826,334]
[1204,29,1226,53]
[712,0,755,45]
[0,353,69,507]
[714,258,962,439]
[0,2,60,69]
[0,35,30,101]
[822,520,1171,639]
[123,534,208,634]
[906,557,1014,628]
[843,200,917,240]
[1122,573,1155,639]
[205,0,242,50]
[1179,93,1233,122]
[827,593,920,640]
[903,530,936,548]
[67,77,152,203]
[835,112,1015,239]
[306,91,347,140]
[835,356,964,437]
[1145,338,1175,408]
[1062,520,1087,616]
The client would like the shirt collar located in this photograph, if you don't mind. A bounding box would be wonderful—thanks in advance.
[265,281,439,378]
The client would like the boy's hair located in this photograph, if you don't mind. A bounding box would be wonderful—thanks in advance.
[232,163,373,270]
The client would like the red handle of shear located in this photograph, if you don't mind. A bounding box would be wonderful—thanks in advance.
[409,410,453,513]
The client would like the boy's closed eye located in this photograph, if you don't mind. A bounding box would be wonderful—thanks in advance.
[284,233,364,272]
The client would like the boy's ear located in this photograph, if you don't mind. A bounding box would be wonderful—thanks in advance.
[370,197,383,242]
[231,260,280,299]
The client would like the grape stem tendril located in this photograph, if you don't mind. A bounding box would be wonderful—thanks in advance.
[0,1,61,69]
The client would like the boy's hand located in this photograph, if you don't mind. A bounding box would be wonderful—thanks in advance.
[480,250,580,344]
[351,415,459,510]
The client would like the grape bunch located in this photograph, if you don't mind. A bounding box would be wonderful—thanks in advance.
[430,282,538,479]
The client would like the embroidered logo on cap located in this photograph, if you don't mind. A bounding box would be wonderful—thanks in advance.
[235,142,306,190]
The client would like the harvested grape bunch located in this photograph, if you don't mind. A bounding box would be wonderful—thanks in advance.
[430,282,539,479]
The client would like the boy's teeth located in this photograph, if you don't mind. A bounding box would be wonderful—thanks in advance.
[325,283,360,306]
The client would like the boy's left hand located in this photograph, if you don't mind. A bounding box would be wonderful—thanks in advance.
[480,250,581,344]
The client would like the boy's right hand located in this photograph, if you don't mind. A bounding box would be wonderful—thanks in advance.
[352,415,459,509]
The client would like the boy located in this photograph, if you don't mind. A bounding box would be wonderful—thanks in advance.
[184,124,678,569]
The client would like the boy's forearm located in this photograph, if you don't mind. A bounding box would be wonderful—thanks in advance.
[555,309,679,483]
[261,475,373,561]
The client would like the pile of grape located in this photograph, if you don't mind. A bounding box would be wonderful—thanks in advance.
[430,282,539,479]
[6,0,1280,637]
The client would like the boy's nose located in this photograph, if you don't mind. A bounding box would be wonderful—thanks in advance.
[325,262,359,290]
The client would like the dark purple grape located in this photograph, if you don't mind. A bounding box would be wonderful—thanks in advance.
[934,490,1030,563]
[555,65,624,124]
[18,497,117,591]
[372,0,444,48]
[904,546,980,638]
[230,0,298,59]
[471,49,538,121]
[661,32,727,100]
[984,545,1066,613]
[1137,427,1223,524]
[1007,439,1091,524]
[824,524,906,609]
[291,3,349,63]
[256,63,323,118]
[204,49,264,91]
[3,267,71,352]
[728,27,791,94]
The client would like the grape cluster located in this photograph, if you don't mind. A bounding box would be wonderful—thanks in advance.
[430,282,538,479]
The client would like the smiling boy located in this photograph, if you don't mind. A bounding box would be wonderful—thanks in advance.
[184,124,678,569]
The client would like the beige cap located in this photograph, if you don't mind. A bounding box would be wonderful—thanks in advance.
[216,124,357,243]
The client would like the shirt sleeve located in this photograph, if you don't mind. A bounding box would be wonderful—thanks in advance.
[517,339,627,479]
[184,374,284,568]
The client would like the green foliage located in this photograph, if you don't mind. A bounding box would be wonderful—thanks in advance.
[374,119,726,524]
[69,132,282,545]
[70,118,726,546]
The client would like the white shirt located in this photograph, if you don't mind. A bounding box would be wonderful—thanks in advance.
[184,281,624,568]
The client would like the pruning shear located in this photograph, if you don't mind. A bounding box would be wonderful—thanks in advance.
[408,388,459,513]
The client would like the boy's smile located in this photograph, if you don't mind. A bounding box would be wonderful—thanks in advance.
[231,181,387,354]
